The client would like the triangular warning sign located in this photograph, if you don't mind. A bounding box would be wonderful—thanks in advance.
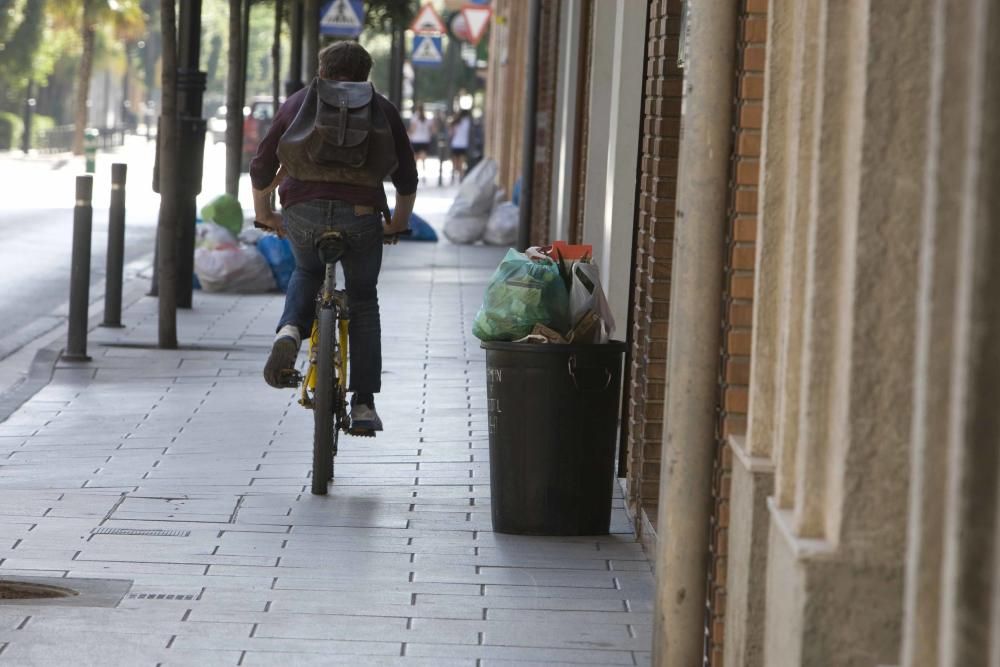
[322,0,362,29]
[410,3,446,35]
[412,36,443,64]
[461,4,491,46]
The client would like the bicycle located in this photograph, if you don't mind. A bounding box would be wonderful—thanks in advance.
[274,227,408,496]
[271,230,351,495]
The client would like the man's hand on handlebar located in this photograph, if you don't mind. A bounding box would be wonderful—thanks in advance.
[383,218,410,245]
[254,211,285,237]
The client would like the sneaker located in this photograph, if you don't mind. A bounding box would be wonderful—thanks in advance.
[349,394,383,433]
[263,337,299,388]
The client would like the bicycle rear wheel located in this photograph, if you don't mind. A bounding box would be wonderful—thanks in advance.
[311,307,338,495]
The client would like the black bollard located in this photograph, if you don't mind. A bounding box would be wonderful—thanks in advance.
[65,176,94,361]
[102,163,128,328]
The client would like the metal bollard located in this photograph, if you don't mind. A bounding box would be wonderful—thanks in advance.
[65,176,94,361]
[102,163,127,328]
[84,129,99,174]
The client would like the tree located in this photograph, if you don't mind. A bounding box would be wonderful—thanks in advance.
[63,0,145,154]
[224,0,243,196]
[0,0,47,102]
[157,0,179,348]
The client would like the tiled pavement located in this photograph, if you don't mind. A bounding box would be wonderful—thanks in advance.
[0,238,654,665]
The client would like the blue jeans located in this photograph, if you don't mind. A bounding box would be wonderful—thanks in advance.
[278,200,384,394]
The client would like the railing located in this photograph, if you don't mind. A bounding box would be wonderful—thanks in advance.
[37,125,128,153]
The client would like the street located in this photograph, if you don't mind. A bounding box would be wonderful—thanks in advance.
[0,136,262,394]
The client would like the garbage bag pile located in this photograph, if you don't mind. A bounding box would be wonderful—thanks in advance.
[193,221,276,293]
[443,159,519,247]
[473,241,616,344]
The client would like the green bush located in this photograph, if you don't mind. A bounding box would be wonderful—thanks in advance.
[0,112,23,151]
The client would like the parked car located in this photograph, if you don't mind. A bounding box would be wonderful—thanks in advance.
[242,97,282,170]
[208,105,227,144]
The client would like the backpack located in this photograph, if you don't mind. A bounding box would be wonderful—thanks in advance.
[277,78,398,188]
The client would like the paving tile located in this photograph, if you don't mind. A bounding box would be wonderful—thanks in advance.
[0,239,655,662]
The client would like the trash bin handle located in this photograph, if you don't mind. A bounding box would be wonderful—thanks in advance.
[567,355,612,392]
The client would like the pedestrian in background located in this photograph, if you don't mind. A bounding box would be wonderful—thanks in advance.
[408,103,434,184]
[449,109,471,184]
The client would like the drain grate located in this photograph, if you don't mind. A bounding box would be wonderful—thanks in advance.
[128,593,196,601]
[0,581,78,600]
[91,527,191,537]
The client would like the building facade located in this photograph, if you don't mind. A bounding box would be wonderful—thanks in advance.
[483,0,1000,664]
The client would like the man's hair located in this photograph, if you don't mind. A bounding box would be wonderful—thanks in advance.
[317,42,373,82]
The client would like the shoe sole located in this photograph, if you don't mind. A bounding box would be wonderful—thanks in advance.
[264,338,299,388]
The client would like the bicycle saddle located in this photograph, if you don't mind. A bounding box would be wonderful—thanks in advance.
[315,230,347,265]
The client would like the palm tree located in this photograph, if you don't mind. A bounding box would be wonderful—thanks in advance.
[61,0,145,154]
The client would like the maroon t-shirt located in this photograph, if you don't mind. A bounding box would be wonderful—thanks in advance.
[249,85,418,210]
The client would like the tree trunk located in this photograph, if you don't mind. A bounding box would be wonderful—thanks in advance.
[73,0,97,155]
[225,0,243,196]
[157,0,179,349]
[272,0,282,117]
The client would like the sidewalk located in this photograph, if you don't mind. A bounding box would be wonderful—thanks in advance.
[0,229,653,664]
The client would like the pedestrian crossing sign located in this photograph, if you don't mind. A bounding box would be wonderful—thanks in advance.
[411,35,444,66]
[320,0,365,38]
[410,3,446,35]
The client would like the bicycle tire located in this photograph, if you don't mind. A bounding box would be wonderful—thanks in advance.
[311,306,337,495]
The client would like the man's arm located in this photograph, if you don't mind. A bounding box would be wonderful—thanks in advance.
[381,96,418,238]
[252,167,285,234]
[386,192,415,236]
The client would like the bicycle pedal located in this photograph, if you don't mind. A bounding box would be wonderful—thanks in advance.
[348,428,377,438]
[278,369,302,388]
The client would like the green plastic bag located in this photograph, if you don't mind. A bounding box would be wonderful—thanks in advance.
[200,194,245,237]
[472,249,570,341]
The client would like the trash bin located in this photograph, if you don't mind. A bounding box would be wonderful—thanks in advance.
[482,340,627,535]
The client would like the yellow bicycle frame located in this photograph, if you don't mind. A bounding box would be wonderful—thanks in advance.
[300,316,349,408]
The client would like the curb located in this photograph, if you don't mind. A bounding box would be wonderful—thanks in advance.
[0,258,154,424]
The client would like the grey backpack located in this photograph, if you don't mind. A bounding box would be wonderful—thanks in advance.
[278,79,398,188]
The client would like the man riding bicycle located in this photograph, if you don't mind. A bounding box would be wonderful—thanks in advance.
[250,41,417,433]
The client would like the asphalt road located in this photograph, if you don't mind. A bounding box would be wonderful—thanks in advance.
[0,137,251,393]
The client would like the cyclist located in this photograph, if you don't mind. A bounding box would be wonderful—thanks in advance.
[250,42,417,433]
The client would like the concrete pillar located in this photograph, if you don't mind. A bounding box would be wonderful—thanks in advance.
[744,0,793,461]
[770,0,820,511]
[650,1,739,664]
[580,0,617,257]
[933,1,1000,662]
[791,0,863,538]
[762,0,932,663]
[900,1,1000,664]
[549,0,582,244]
[722,5,794,662]
[598,0,646,333]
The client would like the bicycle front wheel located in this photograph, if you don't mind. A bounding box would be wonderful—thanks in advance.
[311,307,338,495]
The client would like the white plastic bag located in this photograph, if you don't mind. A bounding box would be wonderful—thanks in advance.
[569,261,615,342]
[194,246,276,293]
[483,202,519,246]
[444,158,498,244]
[196,220,238,250]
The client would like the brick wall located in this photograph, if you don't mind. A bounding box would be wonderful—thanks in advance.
[623,0,684,534]
[704,0,767,664]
